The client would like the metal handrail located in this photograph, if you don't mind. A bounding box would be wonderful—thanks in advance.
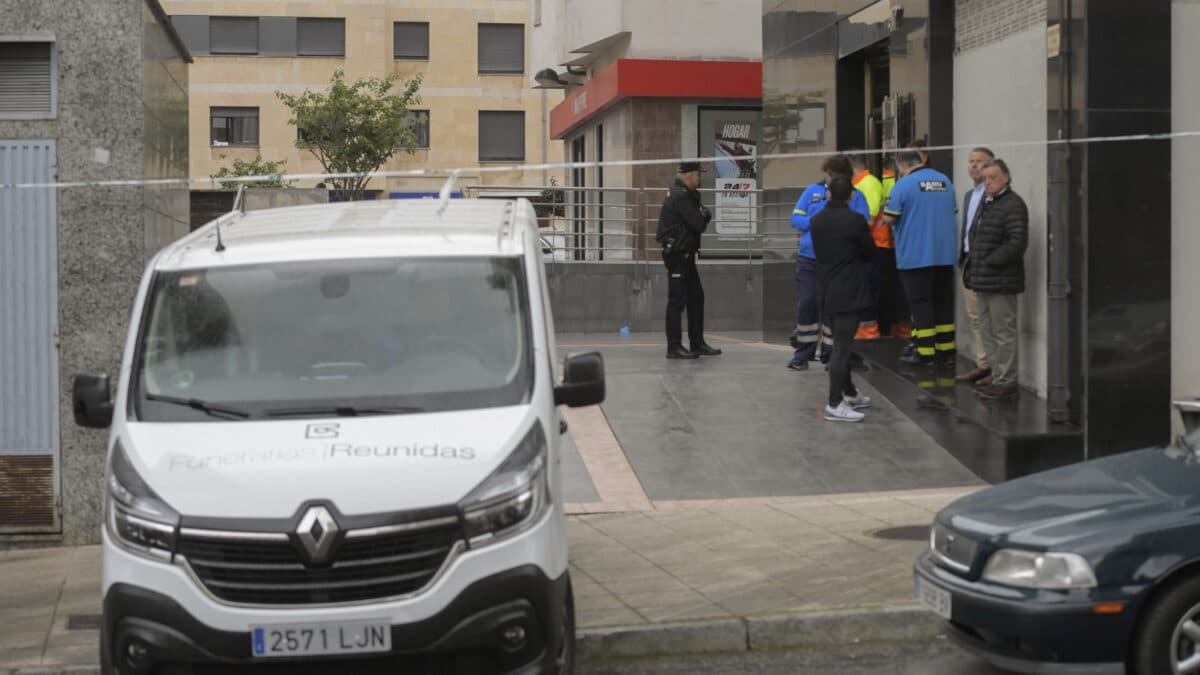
[464,184,809,260]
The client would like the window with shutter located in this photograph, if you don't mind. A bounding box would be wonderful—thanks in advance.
[478,24,523,74]
[210,107,260,146]
[0,43,54,119]
[298,18,345,56]
[393,22,429,60]
[479,111,525,162]
[210,16,258,54]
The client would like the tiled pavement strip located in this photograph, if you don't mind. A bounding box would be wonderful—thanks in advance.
[0,335,982,671]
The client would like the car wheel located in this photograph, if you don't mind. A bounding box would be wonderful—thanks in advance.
[553,574,576,675]
[1132,573,1200,674]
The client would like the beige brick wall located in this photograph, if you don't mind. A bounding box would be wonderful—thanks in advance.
[163,0,564,192]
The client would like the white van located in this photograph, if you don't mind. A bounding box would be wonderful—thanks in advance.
[72,197,604,674]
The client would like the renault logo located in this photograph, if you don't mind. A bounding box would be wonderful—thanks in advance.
[296,506,339,564]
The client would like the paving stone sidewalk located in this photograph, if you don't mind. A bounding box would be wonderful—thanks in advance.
[0,487,974,672]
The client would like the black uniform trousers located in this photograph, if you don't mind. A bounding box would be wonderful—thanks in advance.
[899,265,956,362]
[663,251,705,349]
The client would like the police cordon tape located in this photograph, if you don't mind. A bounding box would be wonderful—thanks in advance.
[1,130,1198,190]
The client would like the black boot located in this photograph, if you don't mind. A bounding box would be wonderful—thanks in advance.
[667,346,699,359]
[690,343,723,357]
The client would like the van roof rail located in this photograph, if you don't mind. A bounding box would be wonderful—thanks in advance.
[215,185,247,252]
[436,170,462,217]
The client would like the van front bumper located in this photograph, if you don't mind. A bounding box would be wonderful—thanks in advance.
[104,564,567,674]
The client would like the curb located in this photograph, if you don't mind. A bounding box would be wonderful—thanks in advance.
[578,604,940,664]
[3,605,940,673]
[3,662,98,667]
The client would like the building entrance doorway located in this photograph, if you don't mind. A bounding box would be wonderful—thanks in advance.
[837,39,890,174]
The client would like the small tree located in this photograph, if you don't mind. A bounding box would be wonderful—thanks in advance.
[211,155,292,189]
[277,69,423,201]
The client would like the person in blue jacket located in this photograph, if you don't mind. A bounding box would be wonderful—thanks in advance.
[788,155,872,371]
[880,149,960,366]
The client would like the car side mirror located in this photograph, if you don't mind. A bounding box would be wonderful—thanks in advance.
[554,352,605,408]
[73,373,114,429]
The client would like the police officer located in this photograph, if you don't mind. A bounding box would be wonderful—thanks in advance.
[881,149,959,366]
[656,161,722,359]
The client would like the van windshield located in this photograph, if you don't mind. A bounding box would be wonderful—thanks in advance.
[134,256,532,421]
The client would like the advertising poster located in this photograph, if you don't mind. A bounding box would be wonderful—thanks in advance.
[713,120,757,236]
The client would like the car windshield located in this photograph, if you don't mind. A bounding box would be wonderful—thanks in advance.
[134,256,531,421]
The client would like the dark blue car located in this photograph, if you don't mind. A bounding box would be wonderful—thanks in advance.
[914,421,1200,675]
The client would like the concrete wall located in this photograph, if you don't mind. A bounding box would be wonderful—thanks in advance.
[0,0,190,544]
[547,261,762,333]
[1173,0,1200,424]
[952,5,1048,396]
[538,0,760,70]
[163,0,564,192]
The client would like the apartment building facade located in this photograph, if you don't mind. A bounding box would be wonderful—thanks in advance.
[163,0,562,196]
[531,0,762,260]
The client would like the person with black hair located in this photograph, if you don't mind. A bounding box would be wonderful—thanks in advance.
[787,155,871,371]
[810,176,875,422]
[656,161,721,359]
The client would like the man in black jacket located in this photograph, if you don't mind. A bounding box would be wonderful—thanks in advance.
[810,177,875,422]
[964,159,1028,401]
[656,161,721,359]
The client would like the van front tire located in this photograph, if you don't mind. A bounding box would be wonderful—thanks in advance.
[553,573,576,675]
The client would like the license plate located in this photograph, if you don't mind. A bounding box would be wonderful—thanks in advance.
[915,575,952,620]
[251,620,391,658]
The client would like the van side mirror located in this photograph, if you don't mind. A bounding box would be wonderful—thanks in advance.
[73,373,114,428]
[554,352,605,407]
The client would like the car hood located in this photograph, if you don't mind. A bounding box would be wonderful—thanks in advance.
[942,447,1200,549]
[122,406,536,519]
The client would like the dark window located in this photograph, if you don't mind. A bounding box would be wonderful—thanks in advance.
[171,16,211,56]
[478,24,523,74]
[210,107,259,146]
[393,22,429,60]
[0,42,53,117]
[297,18,345,56]
[210,16,258,54]
[479,111,524,162]
[406,110,430,149]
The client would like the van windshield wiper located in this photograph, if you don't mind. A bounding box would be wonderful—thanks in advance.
[264,405,425,418]
[144,394,251,420]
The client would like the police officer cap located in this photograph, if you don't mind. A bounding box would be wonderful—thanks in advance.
[677,161,705,174]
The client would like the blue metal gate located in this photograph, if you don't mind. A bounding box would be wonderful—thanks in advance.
[0,139,59,532]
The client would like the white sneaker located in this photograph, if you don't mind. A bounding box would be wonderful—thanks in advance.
[844,393,872,410]
[824,400,865,423]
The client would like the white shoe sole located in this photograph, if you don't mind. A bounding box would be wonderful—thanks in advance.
[824,413,864,423]
[848,401,872,410]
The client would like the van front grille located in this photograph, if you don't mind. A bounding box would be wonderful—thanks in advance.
[178,517,463,605]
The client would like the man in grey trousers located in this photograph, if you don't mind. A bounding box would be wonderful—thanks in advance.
[963,158,1028,401]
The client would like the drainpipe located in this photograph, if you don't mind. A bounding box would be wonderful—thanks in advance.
[1046,0,1071,425]
[541,89,549,185]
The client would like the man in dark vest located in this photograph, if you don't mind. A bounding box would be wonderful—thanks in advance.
[656,162,722,359]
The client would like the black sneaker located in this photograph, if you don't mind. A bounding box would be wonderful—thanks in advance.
[787,360,809,371]
[667,346,699,360]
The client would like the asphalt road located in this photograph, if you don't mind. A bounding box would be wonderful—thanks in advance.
[579,641,1012,675]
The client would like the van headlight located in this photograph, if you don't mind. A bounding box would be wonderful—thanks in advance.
[982,549,1098,589]
[105,441,178,561]
[459,424,550,547]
